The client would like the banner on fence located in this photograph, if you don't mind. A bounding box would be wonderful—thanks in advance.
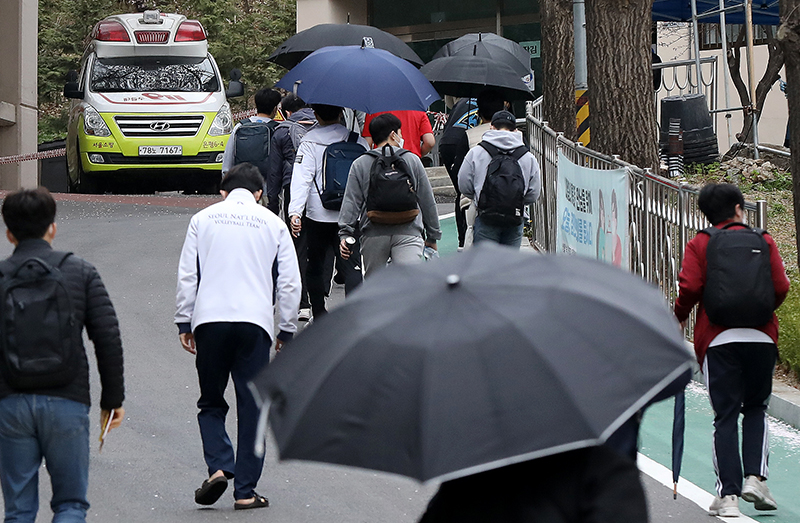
[556,151,629,268]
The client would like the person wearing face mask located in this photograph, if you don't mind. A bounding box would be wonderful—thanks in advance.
[339,113,441,277]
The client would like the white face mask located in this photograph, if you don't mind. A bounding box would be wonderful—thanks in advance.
[393,131,404,149]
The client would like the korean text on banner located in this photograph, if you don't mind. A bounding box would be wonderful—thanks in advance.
[556,151,629,268]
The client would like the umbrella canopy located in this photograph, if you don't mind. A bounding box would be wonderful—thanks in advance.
[421,55,535,101]
[252,244,693,483]
[267,23,424,69]
[275,45,440,114]
[432,32,534,91]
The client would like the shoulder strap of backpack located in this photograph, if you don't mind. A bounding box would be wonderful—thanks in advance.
[347,131,359,144]
[509,145,528,161]
[478,141,499,157]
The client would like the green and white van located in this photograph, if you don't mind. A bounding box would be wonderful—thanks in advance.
[64,10,244,193]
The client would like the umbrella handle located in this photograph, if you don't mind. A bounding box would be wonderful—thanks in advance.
[293,80,302,96]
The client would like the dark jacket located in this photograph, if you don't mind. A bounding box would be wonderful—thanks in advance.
[267,108,317,215]
[418,446,648,523]
[0,239,124,410]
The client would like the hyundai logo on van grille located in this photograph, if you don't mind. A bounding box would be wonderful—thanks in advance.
[135,31,169,44]
[115,115,204,137]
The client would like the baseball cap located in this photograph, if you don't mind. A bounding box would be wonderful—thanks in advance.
[491,110,516,128]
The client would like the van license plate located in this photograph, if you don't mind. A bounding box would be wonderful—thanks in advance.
[139,145,182,156]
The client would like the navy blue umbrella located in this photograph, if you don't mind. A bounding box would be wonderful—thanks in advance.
[275,45,440,114]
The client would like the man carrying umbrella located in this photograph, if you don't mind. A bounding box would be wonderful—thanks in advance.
[674,183,790,517]
[288,104,368,318]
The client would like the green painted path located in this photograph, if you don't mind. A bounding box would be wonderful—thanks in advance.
[641,381,800,520]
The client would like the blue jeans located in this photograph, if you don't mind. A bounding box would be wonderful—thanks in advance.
[473,215,524,248]
[0,395,90,522]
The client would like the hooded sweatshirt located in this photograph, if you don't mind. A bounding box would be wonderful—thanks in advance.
[458,129,541,206]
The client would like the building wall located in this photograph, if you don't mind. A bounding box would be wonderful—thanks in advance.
[297,0,368,31]
[0,0,38,189]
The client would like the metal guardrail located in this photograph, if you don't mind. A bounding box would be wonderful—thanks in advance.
[525,96,767,321]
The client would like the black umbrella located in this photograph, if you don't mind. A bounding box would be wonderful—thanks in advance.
[432,33,534,91]
[420,55,535,101]
[433,33,530,72]
[251,245,693,482]
[267,23,424,69]
[672,391,686,499]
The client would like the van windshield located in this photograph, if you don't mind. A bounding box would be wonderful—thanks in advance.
[90,56,220,93]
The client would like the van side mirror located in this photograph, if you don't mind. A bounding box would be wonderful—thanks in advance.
[226,80,244,98]
[64,81,83,99]
[64,70,83,99]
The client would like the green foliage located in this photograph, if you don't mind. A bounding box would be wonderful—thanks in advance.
[37,0,297,141]
[778,271,800,375]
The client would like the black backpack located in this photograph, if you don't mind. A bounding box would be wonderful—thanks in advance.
[315,132,365,211]
[234,119,278,178]
[0,251,79,390]
[365,146,419,225]
[476,142,528,227]
[702,223,775,328]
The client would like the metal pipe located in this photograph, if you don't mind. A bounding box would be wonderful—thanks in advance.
[744,0,760,158]
[690,0,703,93]
[756,199,767,229]
[718,0,734,148]
[573,0,587,90]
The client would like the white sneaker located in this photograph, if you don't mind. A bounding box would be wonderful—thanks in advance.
[741,475,777,511]
[708,495,740,517]
[298,308,311,322]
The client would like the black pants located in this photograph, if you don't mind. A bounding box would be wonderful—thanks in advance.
[289,212,311,310]
[704,341,776,497]
[305,218,362,316]
[194,322,271,500]
[439,144,467,248]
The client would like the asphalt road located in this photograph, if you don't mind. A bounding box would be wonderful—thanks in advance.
[0,194,718,522]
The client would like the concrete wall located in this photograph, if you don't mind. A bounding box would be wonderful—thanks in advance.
[297,0,368,31]
[0,0,38,189]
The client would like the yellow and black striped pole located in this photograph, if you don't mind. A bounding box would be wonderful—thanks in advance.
[575,88,590,145]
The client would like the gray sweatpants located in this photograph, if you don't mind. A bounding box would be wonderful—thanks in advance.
[361,234,424,277]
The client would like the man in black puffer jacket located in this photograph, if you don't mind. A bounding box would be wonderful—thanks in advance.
[0,188,124,523]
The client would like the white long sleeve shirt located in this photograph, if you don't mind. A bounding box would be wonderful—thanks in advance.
[288,124,368,223]
[175,188,301,340]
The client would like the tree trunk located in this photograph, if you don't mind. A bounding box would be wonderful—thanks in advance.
[585,0,659,170]
[778,0,800,270]
[540,0,577,140]
[729,27,785,142]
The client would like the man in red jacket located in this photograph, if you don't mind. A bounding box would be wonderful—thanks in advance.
[674,183,790,518]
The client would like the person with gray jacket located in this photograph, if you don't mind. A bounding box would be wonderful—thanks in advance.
[458,110,541,249]
[339,113,441,277]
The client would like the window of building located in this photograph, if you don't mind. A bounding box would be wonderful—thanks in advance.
[699,23,771,50]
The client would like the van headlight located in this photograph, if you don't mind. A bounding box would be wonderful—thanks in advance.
[208,103,232,136]
[83,106,111,137]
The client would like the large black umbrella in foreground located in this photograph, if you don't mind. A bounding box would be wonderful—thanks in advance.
[251,244,692,482]
[267,23,424,69]
[421,55,535,101]
[432,32,534,91]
